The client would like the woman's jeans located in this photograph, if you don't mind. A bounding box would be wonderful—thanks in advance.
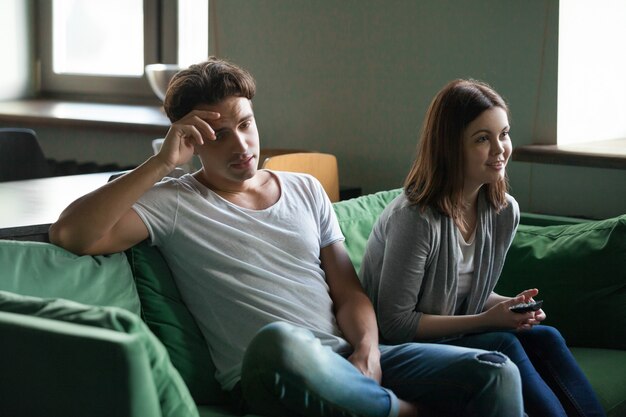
[238,322,524,417]
[443,326,606,417]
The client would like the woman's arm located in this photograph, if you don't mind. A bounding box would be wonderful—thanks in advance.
[415,296,535,340]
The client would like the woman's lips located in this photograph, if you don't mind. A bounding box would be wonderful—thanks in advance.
[487,160,506,169]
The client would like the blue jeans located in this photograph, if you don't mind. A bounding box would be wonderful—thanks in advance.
[443,326,606,417]
[238,322,523,417]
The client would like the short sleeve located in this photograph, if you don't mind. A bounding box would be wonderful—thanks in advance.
[132,179,180,246]
[313,178,344,248]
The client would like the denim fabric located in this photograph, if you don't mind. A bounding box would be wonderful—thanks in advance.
[444,326,606,417]
[239,322,524,417]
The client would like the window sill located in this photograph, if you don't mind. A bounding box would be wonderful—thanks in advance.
[0,99,170,134]
[513,138,626,170]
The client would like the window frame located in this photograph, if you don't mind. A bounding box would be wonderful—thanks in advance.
[36,0,178,100]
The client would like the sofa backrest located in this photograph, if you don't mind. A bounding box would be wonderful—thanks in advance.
[496,214,626,350]
[333,188,403,273]
[0,239,141,315]
[125,241,228,406]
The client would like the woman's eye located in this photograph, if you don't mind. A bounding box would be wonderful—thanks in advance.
[240,121,251,129]
[476,136,488,143]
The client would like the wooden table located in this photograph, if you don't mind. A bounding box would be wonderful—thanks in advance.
[0,172,120,241]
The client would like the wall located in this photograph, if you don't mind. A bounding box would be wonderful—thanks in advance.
[210,0,624,218]
[3,1,624,218]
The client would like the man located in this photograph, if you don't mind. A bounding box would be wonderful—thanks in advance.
[50,57,523,417]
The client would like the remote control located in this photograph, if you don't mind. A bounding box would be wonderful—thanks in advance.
[510,300,543,313]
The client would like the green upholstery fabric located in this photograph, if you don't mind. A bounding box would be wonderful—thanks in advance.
[0,290,199,417]
[571,347,626,417]
[0,310,161,417]
[0,240,140,315]
[496,215,626,349]
[126,241,229,405]
[333,188,402,273]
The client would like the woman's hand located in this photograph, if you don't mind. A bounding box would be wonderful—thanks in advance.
[480,295,536,330]
[515,288,546,328]
[156,110,221,171]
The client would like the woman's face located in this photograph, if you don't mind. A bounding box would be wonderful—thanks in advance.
[462,107,512,192]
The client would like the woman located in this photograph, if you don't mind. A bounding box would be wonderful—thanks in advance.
[360,79,605,417]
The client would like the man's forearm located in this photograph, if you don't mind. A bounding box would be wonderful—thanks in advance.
[336,292,379,349]
[49,155,172,253]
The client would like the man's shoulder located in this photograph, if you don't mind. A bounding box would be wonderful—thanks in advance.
[270,170,324,197]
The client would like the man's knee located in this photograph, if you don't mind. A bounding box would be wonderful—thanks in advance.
[243,322,327,376]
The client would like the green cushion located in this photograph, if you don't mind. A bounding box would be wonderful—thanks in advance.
[497,214,626,349]
[126,241,228,405]
[571,347,626,417]
[0,290,199,417]
[0,240,140,315]
[333,188,402,273]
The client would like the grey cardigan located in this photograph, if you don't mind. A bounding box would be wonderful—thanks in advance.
[359,190,520,344]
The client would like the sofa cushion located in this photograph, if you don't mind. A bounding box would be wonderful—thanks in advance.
[496,214,626,350]
[126,241,229,405]
[0,240,140,315]
[0,290,199,417]
[571,347,626,417]
[333,188,402,273]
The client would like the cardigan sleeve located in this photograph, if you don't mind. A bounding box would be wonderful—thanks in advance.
[374,204,436,344]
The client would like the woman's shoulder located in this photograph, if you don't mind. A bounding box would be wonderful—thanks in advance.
[382,192,440,229]
[493,193,520,228]
[504,193,520,216]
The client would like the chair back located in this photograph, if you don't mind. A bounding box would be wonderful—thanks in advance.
[262,152,340,202]
[0,128,51,182]
[258,148,311,169]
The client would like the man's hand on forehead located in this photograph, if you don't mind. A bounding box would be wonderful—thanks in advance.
[182,110,221,143]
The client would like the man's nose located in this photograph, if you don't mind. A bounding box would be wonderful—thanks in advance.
[233,132,248,152]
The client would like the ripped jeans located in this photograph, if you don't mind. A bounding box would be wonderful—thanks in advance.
[237,322,524,417]
[444,327,606,417]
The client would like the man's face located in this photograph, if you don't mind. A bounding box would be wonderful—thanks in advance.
[194,96,260,189]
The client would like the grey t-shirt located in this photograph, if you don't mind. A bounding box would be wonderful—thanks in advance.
[133,171,350,390]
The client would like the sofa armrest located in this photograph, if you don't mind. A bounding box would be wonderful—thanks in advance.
[0,311,161,417]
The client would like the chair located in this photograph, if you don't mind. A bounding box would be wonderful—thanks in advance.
[262,152,340,202]
[258,148,310,169]
[0,128,51,182]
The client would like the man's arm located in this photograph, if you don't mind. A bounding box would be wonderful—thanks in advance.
[49,110,220,255]
[321,241,382,383]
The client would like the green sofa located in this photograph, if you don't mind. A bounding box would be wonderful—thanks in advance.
[1,189,625,417]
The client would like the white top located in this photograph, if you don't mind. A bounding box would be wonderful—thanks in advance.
[133,171,349,390]
[456,227,476,313]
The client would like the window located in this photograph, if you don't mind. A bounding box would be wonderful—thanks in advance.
[38,0,209,100]
[558,0,626,145]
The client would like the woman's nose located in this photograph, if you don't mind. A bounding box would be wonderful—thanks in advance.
[491,139,504,155]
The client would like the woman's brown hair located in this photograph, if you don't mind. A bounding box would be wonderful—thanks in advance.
[163,56,256,122]
[404,79,509,222]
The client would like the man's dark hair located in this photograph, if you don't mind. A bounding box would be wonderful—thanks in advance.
[163,56,256,122]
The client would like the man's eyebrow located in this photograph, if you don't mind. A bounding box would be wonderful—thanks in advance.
[212,112,254,132]
[238,112,254,122]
